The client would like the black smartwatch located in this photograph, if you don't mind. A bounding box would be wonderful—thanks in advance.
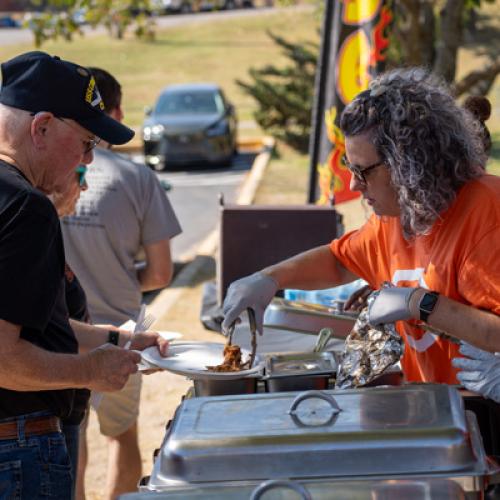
[107,330,120,346]
[419,291,440,322]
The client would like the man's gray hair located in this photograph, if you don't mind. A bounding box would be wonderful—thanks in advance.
[340,67,486,239]
[0,103,32,147]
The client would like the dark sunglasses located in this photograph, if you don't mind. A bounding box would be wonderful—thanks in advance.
[76,165,88,187]
[342,156,384,184]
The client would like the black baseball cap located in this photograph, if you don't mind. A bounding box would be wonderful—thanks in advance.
[0,51,134,145]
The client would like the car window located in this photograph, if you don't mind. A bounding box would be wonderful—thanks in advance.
[155,90,224,115]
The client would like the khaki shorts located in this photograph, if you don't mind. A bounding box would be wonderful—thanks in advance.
[94,372,142,438]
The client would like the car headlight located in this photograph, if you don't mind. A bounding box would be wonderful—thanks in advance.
[143,124,165,141]
[205,121,227,137]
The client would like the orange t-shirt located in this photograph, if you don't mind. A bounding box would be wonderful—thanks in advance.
[330,175,500,384]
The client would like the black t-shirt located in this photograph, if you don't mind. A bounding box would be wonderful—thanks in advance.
[63,264,91,425]
[0,161,77,419]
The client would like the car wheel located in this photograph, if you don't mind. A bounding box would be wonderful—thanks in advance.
[180,2,192,13]
[224,0,235,9]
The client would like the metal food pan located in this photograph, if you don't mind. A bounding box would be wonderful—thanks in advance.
[263,298,356,337]
[193,377,258,397]
[264,351,337,393]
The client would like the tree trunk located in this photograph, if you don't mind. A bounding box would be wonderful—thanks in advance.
[419,0,435,67]
[433,0,464,82]
[393,0,435,67]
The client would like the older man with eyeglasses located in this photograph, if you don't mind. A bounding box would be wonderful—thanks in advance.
[0,51,168,499]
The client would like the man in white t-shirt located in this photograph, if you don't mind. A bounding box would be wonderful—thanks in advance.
[62,67,182,499]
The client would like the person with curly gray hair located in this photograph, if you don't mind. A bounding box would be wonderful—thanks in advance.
[222,67,499,387]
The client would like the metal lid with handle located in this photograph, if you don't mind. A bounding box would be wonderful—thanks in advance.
[250,479,312,500]
[288,390,342,427]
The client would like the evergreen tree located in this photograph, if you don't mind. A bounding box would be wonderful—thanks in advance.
[236,31,317,153]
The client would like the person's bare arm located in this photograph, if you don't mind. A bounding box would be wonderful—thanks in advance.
[70,319,169,356]
[0,319,140,392]
[221,244,359,334]
[263,244,357,290]
[137,239,173,292]
[409,290,500,352]
[70,320,126,352]
[344,284,372,311]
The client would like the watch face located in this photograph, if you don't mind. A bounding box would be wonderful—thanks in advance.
[421,292,438,312]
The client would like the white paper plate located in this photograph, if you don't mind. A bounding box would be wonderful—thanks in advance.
[140,341,263,380]
[157,331,183,341]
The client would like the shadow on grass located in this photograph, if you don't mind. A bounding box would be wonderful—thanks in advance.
[463,9,500,60]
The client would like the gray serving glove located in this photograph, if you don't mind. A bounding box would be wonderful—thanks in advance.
[368,286,418,326]
[452,342,500,403]
[222,272,279,335]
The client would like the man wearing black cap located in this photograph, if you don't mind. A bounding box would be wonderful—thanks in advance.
[0,51,168,499]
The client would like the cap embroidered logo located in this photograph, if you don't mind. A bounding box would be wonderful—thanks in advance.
[85,76,105,110]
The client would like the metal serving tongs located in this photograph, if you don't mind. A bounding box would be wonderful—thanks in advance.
[313,327,333,353]
[247,308,258,369]
[226,308,259,369]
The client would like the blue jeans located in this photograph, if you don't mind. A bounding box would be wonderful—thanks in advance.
[0,411,72,500]
[61,422,80,500]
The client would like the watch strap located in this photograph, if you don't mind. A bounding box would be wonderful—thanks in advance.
[419,291,440,322]
[107,330,120,346]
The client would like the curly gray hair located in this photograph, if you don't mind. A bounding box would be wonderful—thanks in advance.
[339,68,486,239]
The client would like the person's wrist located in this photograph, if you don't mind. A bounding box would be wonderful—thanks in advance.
[107,330,120,346]
[260,270,280,290]
[79,351,95,388]
[409,288,426,319]
[118,330,133,348]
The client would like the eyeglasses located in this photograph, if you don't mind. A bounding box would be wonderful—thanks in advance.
[342,156,385,184]
[57,117,101,154]
[75,165,88,187]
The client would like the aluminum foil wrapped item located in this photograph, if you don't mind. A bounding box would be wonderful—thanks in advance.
[335,289,404,389]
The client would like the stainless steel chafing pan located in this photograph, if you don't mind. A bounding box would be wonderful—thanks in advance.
[263,298,356,337]
[128,478,467,499]
[145,384,498,496]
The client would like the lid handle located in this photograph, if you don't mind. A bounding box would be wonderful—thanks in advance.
[250,479,312,500]
[287,390,342,427]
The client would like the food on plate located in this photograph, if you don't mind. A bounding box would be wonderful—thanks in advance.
[206,344,249,372]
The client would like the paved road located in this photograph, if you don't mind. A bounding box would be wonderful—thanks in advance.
[0,6,301,46]
[129,152,255,262]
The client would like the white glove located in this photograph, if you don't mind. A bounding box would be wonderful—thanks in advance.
[368,287,418,326]
[452,342,500,403]
[222,272,279,335]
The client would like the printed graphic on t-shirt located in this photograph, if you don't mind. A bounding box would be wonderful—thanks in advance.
[63,167,115,229]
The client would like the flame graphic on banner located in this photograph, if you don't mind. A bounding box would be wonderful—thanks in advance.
[314,1,393,205]
[371,6,393,64]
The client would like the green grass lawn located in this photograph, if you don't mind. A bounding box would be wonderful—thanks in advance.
[0,7,319,130]
[0,4,497,184]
